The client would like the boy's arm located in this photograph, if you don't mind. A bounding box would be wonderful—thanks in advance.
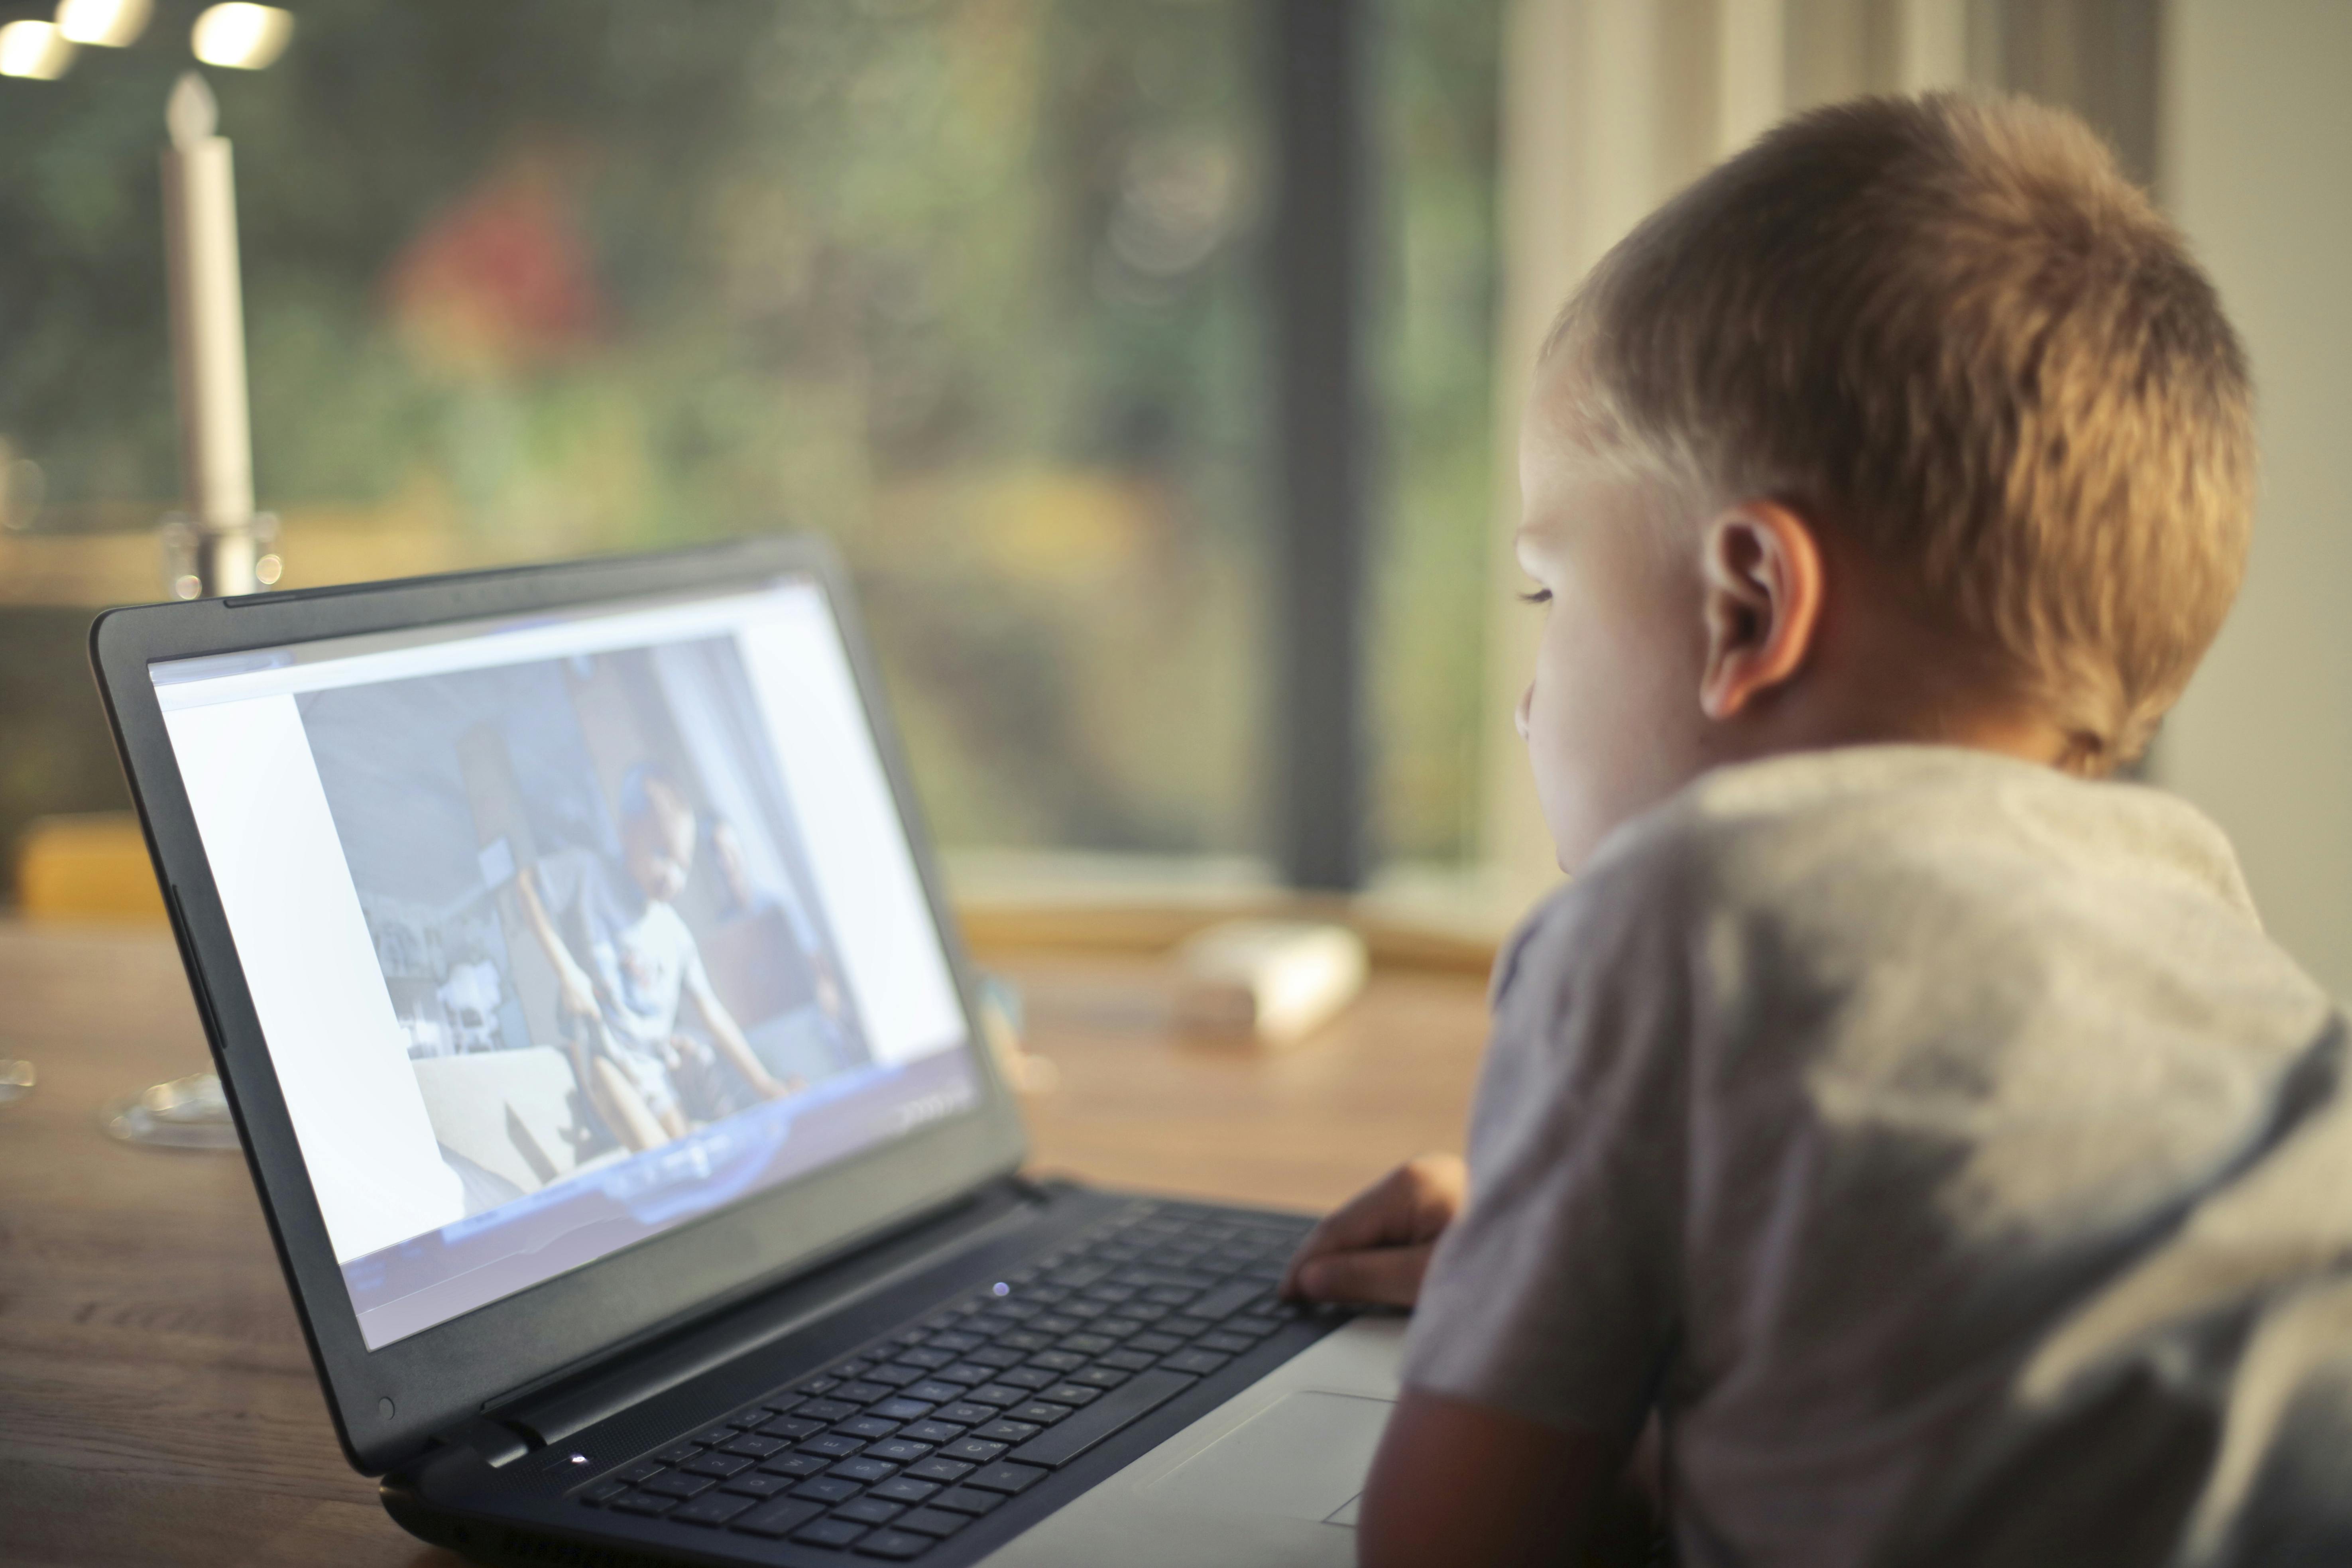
[682,962,794,1099]
[1359,1387,1611,1568]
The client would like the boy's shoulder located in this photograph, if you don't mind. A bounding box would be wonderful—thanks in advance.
[1504,743,2281,1018]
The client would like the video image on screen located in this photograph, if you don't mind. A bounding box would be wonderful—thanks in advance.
[299,635,869,1220]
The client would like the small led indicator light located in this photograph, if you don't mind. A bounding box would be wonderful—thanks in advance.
[992,1281,1011,1297]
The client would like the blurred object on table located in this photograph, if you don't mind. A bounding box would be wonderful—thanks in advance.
[101,1067,238,1150]
[1172,919,1368,1047]
[0,1057,33,1106]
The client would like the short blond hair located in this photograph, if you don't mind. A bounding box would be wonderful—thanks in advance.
[1546,92,2254,768]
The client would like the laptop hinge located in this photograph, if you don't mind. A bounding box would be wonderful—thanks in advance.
[436,1414,534,1469]
[489,1176,1050,1452]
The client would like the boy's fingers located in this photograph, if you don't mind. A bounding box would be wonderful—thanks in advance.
[1293,1243,1436,1309]
[1280,1157,1467,1300]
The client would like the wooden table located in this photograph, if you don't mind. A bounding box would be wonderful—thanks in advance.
[0,922,1491,1567]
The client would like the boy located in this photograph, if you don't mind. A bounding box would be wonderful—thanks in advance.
[516,763,795,1151]
[1285,94,2352,1566]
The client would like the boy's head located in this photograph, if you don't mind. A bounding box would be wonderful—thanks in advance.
[1517,92,2254,870]
[619,764,696,904]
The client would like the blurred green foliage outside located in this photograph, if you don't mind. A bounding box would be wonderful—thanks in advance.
[0,0,1497,878]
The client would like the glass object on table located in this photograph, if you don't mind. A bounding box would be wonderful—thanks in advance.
[102,1069,238,1149]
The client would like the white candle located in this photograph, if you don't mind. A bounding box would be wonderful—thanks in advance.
[161,71,256,595]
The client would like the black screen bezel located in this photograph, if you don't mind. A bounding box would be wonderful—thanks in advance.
[89,537,1029,1476]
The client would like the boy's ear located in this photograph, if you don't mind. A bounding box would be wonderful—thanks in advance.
[1698,500,1826,720]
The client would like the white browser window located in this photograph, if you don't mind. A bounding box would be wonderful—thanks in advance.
[155,578,978,1348]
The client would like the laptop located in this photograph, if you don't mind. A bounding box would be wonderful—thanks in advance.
[90,536,1404,1568]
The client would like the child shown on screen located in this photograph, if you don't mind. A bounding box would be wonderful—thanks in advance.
[515,763,797,1151]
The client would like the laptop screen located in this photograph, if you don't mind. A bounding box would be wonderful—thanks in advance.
[150,576,982,1350]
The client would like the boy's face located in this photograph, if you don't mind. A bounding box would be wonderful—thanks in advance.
[1514,378,1711,873]
[625,784,698,904]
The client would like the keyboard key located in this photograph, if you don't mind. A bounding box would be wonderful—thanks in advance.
[840,1416,903,1440]
[1031,1316,1084,1337]
[901,1420,966,1444]
[672,1490,757,1527]
[870,1397,936,1422]
[941,1437,1007,1463]
[720,1472,797,1498]
[641,1471,717,1499]
[968,1346,1027,1368]
[868,1438,934,1462]
[866,1364,928,1388]
[799,1434,867,1458]
[610,1491,678,1516]
[904,1381,967,1405]
[930,1363,991,1385]
[724,1433,790,1458]
[1163,1349,1231,1375]
[615,1460,664,1484]
[759,1415,825,1440]
[798,1399,859,1421]
[653,1442,702,1464]
[1162,1316,1214,1339]
[1007,1401,1075,1426]
[835,1497,906,1526]
[759,1452,832,1478]
[1069,1367,1130,1389]
[966,1383,1029,1407]
[692,1426,739,1446]
[791,1476,865,1504]
[1093,1318,1145,1339]
[870,1476,941,1503]
[926,1331,983,1354]
[832,1359,875,1379]
[682,1452,756,1478]
[757,1393,809,1417]
[831,1456,901,1483]
[799,1377,842,1395]
[1225,1315,1283,1338]
[964,1462,1050,1495]
[895,1507,970,1538]
[999,1367,1058,1390]
[995,1329,1050,1352]
[731,1496,824,1538]
[1198,1333,1255,1355]
[897,1347,956,1369]
[1063,1334,1116,1356]
[836,1380,895,1403]
[929,1485,1005,1516]
[1099,1350,1158,1372]
[973,1420,1042,1444]
[936,1402,1001,1425]
[1027,1351,1087,1373]
[792,1517,871,1549]
[853,1530,934,1560]
[1039,1383,1103,1407]
[1011,1369,1199,1468]
[906,1457,975,1483]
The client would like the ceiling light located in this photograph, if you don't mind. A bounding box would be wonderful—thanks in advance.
[56,0,150,48]
[0,20,76,79]
[191,2,292,70]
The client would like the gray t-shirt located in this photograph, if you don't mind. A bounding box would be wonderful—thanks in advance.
[1406,746,2352,1568]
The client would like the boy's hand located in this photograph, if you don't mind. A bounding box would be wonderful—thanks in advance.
[1281,1154,1467,1308]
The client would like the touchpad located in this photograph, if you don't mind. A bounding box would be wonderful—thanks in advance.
[1144,1390,1393,1524]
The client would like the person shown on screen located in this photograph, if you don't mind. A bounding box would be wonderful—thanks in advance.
[514,763,796,1151]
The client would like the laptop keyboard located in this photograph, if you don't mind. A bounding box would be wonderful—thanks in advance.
[573,1201,1321,1559]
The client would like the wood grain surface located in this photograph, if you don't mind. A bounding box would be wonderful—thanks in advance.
[0,922,1491,1568]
